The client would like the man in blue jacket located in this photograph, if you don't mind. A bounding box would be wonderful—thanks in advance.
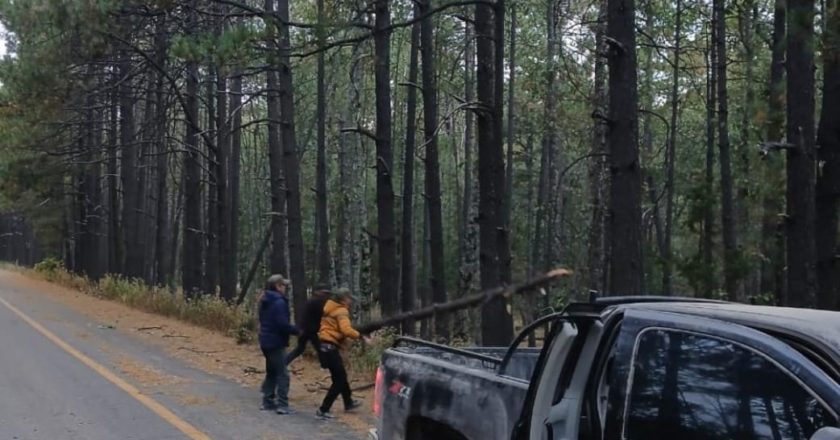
[259,274,300,414]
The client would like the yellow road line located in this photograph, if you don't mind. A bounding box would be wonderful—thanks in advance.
[0,296,212,440]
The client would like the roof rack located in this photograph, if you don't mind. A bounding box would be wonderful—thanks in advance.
[564,295,728,315]
[593,295,727,306]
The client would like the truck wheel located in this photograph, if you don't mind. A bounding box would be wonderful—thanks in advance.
[406,418,468,440]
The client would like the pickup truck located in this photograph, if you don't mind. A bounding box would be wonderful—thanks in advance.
[371,297,840,440]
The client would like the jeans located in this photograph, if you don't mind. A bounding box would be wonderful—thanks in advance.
[318,345,353,413]
[286,333,321,365]
[261,347,290,408]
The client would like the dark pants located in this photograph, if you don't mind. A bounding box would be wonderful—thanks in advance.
[318,345,353,413]
[261,347,290,408]
[286,332,321,365]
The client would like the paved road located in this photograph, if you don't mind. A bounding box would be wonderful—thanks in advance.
[0,275,363,440]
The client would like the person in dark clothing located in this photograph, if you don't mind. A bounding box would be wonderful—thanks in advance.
[258,274,300,414]
[285,284,331,365]
[316,288,367,419]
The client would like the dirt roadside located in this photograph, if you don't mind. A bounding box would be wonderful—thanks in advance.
[0,270,377,435]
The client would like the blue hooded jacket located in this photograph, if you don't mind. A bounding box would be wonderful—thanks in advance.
[258,289,300,349]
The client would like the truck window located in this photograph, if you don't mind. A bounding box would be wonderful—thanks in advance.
[624,329,837,440]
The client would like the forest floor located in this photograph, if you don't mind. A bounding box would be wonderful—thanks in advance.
[0,269,377,438]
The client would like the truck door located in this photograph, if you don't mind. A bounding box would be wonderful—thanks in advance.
[600,309,840,440]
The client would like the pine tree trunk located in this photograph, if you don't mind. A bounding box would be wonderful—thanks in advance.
[476,0,514,345]
[702,22,717,297]
[119,47,143,280]
[816,0,840,310]
[154,87,171,287]
[641,6,665,283]
[588,0,609,293]
[458,18,480,341]
[785,0,818,308]
[90,84,105,280]
[663,0,683,294]
[205,68,220,295]
[534,0,558,276]
[229,71,243,295]
[277,0,308,318]
[107,84,122,275]
[182,3,204,298]
[420,0,447,339]
[217,13,235,301]
[374,0,400,319]
[737,1,757,299]
[265,0,288,277]
[315,0,332,286]
[606,0,643,294]
[138,79,155,284]
[401,10,420,335]
[496,0,512,287]
[77,66,103,280]
[715,0,740,300]
[760,0,786,303]
[503,5,516,285]
[152,22,171,287]
[459,19,480,298]
[337,44,366,296]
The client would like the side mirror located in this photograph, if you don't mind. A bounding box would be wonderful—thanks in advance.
[811,427,840,440]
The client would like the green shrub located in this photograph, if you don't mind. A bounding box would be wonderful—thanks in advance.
[347,327,397,376]
[34,257,64,274]
[33,258,90,290]
[232,316,258,345]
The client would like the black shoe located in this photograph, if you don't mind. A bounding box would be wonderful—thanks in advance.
[345,399,363,412]
[316,409,334,419]
[261,401,278,411]
[276,407,296,415]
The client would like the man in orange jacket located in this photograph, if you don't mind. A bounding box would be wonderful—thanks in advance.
[316,287,365,419]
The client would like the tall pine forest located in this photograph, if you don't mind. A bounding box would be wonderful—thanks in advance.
[0,0,837,345]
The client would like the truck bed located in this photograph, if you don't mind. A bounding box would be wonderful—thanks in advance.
[391,345,541,380]
[376,338,539,440]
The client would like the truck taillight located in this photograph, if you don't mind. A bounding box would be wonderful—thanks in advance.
[373,366,384,417]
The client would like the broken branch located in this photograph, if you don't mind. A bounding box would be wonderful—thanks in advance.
[759,141,796,156]
[356,268,573,334]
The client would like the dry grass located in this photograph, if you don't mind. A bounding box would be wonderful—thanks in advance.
[22,258,257,344]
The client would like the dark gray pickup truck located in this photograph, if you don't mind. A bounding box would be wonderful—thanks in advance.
[371,297,840,440]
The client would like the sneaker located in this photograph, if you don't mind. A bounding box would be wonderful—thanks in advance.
[260,401,278,411]
[345,399,363,412]
[276,407,296,415]
[316,409,335,419]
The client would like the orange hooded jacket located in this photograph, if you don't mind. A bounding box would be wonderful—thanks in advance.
[318,299,361,346]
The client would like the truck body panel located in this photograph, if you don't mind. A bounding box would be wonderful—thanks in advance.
[375,299,840,440]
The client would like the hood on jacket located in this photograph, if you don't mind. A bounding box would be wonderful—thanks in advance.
[323,299,346,315]
[319,299,360,345]
[261,289,283,307]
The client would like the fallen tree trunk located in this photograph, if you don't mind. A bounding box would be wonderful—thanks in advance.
[356,268,572,334]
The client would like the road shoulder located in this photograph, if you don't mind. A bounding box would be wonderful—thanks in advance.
[0,269,373,439]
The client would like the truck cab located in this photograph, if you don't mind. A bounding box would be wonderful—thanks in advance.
[518,298,840,440]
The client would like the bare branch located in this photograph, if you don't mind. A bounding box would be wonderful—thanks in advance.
[604,36,626,54]
[340,125,377,142]
[759,141,796,156]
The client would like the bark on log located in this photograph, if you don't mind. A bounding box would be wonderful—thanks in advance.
[356,268,573,334]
